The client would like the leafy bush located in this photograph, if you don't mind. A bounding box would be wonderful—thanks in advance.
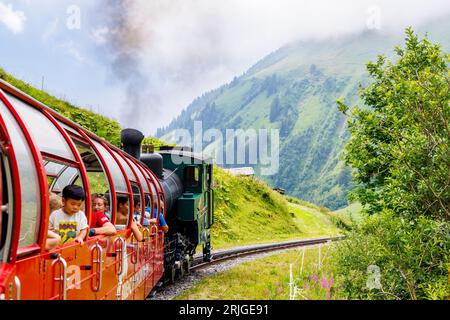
[142,136,173,150]
[338,28,450,220]
[332,211,450,300]
[335,29,450,300]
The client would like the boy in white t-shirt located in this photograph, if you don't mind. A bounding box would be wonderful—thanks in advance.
[49,185,88,245]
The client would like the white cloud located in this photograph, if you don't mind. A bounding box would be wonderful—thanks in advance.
[101,0,450,132]
[0,2,26,34]
[61,40,85,62]
[92,26,109,45]
[42,18,59,41]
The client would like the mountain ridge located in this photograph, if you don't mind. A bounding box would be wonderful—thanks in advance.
[157,19,450,209]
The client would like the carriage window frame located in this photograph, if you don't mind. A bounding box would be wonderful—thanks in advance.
[67,133,119,224]
[72,138,111,195]
[59,122,83,139]
[44,161,66,177]
[0,150,15,262]
[114,193,131,229]
[111,149,136,182]
[146,174,159,220]
[128,158,154,222]
[127,159,150,194]
[130,182,144,224]
[0,98,42,252]
[5,92,75,161]
[91,140,128,193]
[121,156,145,223]
[50,165,79,194]
[115,151,149,228]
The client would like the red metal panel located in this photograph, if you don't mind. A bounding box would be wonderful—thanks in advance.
[0,263,17,299]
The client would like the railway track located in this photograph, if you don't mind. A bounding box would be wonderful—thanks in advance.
[190,236,345,271]
[150,236,344,299]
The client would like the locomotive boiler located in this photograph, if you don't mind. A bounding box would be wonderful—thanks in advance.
[121,128,214,283]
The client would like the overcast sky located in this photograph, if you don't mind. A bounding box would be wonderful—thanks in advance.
[1,0,450,135]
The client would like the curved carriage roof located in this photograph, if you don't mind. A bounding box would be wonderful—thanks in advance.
[0,79,119,153]
[0,78,166,256]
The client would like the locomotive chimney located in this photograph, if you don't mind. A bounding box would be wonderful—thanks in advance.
[120,128,144,160]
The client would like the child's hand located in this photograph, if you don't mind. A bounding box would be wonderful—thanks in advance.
[75,236,84,246]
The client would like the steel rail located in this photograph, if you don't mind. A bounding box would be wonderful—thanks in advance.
[191,236,344,271]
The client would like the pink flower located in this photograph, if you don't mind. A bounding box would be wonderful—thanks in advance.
[309,274,319,283]
[320,277,330,289]
[320,276,334,290]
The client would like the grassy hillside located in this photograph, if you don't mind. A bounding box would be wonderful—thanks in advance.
[211,167,343,249]
[158,17,450,210]
[333,202,364,224]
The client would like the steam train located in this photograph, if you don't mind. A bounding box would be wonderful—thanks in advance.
[0,79,214,300]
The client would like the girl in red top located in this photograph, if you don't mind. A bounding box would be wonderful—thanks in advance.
[89,194,117,237]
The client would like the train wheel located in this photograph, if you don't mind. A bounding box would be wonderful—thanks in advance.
[169,266,177,284]
[203,243,212,262]
[184,258,191,274]
[179,261,185,277]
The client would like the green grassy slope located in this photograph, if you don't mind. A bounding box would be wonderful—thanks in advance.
[212,167,343,249]
[333,202,364,223]
[158,18,450,210]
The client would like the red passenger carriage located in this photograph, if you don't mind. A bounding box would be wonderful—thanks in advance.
[0,80,165,300]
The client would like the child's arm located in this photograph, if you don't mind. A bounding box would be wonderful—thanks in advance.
[130,220,143,242]
[76,228,88,246]
[45,230,61,250]
[90,222,117,237]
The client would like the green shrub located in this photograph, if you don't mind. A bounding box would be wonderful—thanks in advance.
[338,29,450,220]
[332,211,450,300]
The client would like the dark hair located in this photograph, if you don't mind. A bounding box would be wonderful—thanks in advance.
[144,195,150,207]
[116,196,129,210]
[133,196,141,208]
[62,185,85,201]
[92,193,109,207]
